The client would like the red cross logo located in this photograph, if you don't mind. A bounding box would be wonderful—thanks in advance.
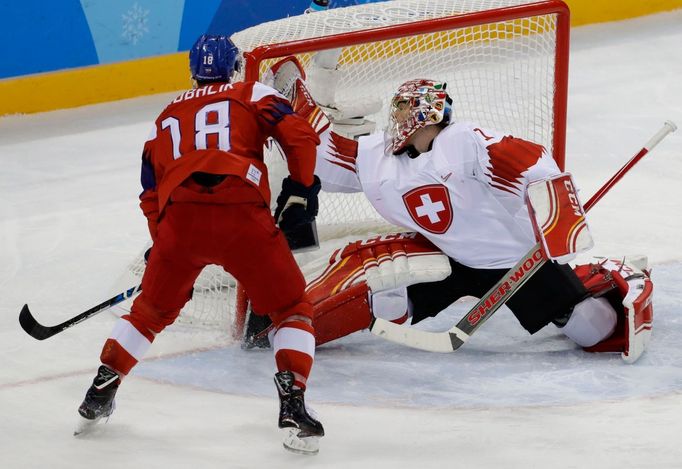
[402,184,453,234]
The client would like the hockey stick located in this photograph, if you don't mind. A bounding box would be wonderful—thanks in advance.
[370,120,677,352]
[19,285,141,340]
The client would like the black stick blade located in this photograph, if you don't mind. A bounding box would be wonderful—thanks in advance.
[19,304,55,340]
[18,285,142,341]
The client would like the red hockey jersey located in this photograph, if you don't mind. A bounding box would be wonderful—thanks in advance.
[139,81,320,240]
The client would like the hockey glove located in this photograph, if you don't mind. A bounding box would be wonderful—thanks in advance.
[274,175,321,230]
[274,176,321,251]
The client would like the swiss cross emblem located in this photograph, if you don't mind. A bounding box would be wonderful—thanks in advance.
[402,184,453,234]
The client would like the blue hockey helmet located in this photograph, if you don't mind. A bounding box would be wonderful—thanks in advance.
[189,34,241,83]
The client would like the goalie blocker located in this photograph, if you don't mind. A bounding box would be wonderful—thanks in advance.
[526,172,594,264]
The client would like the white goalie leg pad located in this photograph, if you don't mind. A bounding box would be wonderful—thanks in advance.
[561,296,617,347]
[305,48,343,109]
[370,286,409,322]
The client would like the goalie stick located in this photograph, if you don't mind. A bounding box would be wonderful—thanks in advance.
[370,120,677,352]
[19,285,141,340]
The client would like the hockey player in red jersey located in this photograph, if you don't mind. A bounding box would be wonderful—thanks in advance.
[246,62,653,365]
[76,35,325,454]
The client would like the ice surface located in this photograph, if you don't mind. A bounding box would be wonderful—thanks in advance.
[1,11,682,469]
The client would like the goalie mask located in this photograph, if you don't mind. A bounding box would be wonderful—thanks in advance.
[388,79,453,155]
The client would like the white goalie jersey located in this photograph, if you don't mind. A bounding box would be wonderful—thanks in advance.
[315,123,563,269]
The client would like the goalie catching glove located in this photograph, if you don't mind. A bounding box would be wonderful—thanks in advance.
[263,56,330,136]
[264,54,378,139]
[274,175,322,251]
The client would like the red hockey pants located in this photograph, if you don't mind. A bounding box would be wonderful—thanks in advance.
[100,177,314,379]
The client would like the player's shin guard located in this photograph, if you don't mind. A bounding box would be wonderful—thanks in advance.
[573,257,653,363]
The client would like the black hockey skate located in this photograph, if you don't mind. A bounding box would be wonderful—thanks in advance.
[74,365,120,436]
[241,309,273,350]
[274,371,324,455]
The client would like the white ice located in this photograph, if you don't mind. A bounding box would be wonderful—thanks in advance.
[2,11,682,469]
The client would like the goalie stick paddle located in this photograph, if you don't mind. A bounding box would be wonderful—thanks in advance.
[19,285,141,340]
[370,120,677,352]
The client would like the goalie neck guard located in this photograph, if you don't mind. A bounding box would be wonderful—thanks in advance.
[388,79,453,155]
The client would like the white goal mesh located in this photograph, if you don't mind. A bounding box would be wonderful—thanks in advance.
[120,0,569,335]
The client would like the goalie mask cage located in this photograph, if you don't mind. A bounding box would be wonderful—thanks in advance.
[123,0,569,336]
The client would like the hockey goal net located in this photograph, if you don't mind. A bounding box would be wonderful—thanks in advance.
[119,0,569,336]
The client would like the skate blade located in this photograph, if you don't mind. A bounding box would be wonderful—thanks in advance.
[281,428,320,455]
[73,413,112,436]
[74,416,100,436]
